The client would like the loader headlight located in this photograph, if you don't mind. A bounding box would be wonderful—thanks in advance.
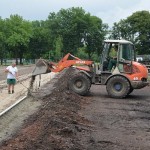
[133,77,139,80]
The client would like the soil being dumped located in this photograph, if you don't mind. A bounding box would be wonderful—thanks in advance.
[27,75,36,96]
[0,68,93,150]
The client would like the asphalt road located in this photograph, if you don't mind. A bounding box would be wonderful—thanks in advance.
[81,84,150,149]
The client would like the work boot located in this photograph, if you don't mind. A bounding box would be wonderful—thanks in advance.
[12,90,14,94]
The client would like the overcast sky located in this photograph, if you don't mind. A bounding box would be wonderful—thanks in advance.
[0,0,149,27]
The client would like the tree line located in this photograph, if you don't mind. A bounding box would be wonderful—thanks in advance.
[0,7,150,65]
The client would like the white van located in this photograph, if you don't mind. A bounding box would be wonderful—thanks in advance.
[136,57,143,62]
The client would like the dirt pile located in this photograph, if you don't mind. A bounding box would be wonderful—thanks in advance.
[0,68,93,150]
[27,75,36,96]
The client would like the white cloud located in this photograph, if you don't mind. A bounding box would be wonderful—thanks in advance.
[95,0,150,27]
[0,0,149,27]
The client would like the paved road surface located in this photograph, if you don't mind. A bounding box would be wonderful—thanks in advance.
[0,65,56,114]
[81,85,150,149]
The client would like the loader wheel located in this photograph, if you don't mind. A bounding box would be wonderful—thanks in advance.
[106,76,130,98]
[68,73,91,96]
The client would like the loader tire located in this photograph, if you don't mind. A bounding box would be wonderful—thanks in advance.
[68,72,91,96]
[106,76,130,98]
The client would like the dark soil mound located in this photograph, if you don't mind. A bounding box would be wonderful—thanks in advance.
[0,68,93,150]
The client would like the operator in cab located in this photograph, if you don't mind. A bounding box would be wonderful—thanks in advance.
[107,45,118,71]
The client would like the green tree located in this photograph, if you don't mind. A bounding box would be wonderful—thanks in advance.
[57,7,90,55]
[54,36,63,61]
[46,7,107,59]
[83,15,106,59]
[111,11,150,55]
[5,15,32,64]
[127,11,150,54]
[0,17,6,65]
[29,20,49,59]
[44,12,60,60]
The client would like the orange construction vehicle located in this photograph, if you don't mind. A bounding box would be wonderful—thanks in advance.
[32,39,149,98]
[32,53,93,75]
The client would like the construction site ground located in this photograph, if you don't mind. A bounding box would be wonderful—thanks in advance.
[0,65,56,114]
[0,66,150,150]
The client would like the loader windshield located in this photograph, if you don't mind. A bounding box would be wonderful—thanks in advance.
[119,44,135,61]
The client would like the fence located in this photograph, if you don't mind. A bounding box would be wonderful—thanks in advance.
[1,59,35,66]
[146,65,150,74]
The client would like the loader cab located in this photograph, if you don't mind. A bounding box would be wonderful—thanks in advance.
[100,40,136,74]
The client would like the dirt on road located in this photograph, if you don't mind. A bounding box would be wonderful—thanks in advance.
[0,67,150,150]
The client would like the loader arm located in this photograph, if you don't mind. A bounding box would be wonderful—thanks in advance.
[32,53,93,76]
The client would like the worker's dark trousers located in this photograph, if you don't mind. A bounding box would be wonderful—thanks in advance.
[108,59,117,71]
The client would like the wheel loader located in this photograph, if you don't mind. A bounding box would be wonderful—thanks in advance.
[32,39,149,98]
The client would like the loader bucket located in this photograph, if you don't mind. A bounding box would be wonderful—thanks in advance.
[32,59,51,76]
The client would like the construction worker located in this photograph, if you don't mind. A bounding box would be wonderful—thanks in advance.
[5,61,18,94]
[107,45,118,71]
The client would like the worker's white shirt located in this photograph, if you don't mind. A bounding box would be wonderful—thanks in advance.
[6,66,18,79]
